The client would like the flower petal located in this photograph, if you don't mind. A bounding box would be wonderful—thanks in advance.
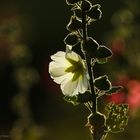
[66,51,80,62]
[49,62,67,77]
[49,51,89,96]
[54,73,73,84]
[51,51,71,66]
[77,73,88,93]
[51,51,65,61]
[60,77,78,96]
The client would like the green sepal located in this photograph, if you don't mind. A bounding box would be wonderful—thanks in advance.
[95,45,113,59]
[77,91,92,103]
[87,4,102,20]
[105,86,123,95]
[81,37,99,56]
[81,0,92,12]
[63,95,79,105]
[86,113,107,140]
[87,112,106,127]
[106,103,129,133]
[64,33,79,46]
[94,75,112,91]
[66,0,81,5]
[67,16,82,32]
[96,58,108,64]
[74,8,82,19]
[64,91,93,105]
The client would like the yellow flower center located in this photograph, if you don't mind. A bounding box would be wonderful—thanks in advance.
[65,57,85,81]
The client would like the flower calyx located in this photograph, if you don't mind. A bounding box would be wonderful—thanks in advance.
[94,75,112,91]
[64,33,79,46]
[81,0,92,12]
[86,112,107,140]
[67,16,82,32]
[95,45,113,59]
[81,37,99,56]
[87,4,102,21]
[87,112,106,128]
[66,0,81,5]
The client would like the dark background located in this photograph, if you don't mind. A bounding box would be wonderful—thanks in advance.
[0,0,129,140]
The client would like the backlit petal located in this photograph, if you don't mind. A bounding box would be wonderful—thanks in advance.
[49,51,89,96]
[61,78,78,96]
[51,51,71,66]
[54,73,73,84]
[77,74,88,93]
[49,62,67,77]
[66,51,80,62]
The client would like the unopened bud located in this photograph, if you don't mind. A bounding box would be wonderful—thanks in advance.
[81,37,99,57]
[81,0,92,12]
[87,4,102,20]
[67,16,82,32]
[66,0,81,5]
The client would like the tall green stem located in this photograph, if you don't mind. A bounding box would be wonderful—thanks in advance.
[81,1,97,114]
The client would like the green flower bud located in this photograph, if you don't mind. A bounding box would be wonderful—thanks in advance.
[94,75,112,91]
[74,9,82,19]
[67,16,82,32]
[66,0,81,5]
[88,112,106,127]
[64,33,79,46]
[87,4,102,20]
[95,45,112,59]
[81,37,99,56]
[81,0,92,12]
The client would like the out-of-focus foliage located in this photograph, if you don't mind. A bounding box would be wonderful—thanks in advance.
[103,0,140,139]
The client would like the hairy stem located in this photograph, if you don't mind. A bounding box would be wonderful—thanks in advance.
[81,1,97,114]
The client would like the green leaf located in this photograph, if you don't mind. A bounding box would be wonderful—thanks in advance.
[105,103,129,133]
[94,75,112,91]
[105,86,123,95]
[64,33,79,46]
[95,45,113,59]
[63,95,79,105]
[64,91,93,105]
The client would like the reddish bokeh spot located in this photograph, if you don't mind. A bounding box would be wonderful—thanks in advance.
[127,80,140,109]
[111,38,125,55]
[115,74,130,86]
[107,76,140,112]
[106,91,126,104]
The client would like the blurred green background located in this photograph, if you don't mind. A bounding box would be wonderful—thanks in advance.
[0,0,140,140]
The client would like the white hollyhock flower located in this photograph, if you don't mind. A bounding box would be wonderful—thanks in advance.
[49,51,89,96]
